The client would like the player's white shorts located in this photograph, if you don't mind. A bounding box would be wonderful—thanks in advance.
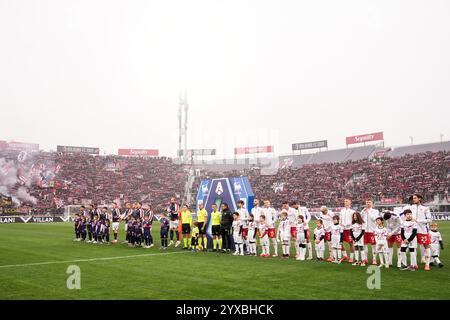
[315,240,325,252]
[430,243,440,257]
[170,220,179,229]
[248,230,256,242]
[375,243,388,254]
[401,239,417,249]
[233,234,243,244]
[279,231,290,242]
[112,222,120,232]
[261,235,269,247]
[297,234,306,246]
[331,236,341,249]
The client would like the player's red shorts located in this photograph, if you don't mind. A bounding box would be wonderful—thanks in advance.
[343,230,353,243]
[242,228,248,239]
[290,227,297,238]
[268,228,276,239]
[417,233,431,245]
[388,234,402,246]
[364,232,376,245]
[325,232,331,242]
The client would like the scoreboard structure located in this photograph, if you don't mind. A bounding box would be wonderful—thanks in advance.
[195,176,255,249]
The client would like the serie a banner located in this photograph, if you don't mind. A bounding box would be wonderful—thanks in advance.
[0,216,75,224]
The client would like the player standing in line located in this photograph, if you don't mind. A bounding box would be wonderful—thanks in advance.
[167,198,181,247]
[236,200,249,254]
[360,199,381,265]
[350,212,366,266]
[263,200,278,257]
[73,213,81,241]
[400,209,418,271]
[159,212,170,250]
[232,212,244,256]
[330,215,344,264]
[259,215,270,257]
[121,202,133,244]
[297,206,313,260]
[79,216,87,242]
[247,214,257,256]
[374,217,389,268]
[282,202,299,258]
[103,219,111,244]
[296,215,307,261]
[133,202,145,220]
[180,205,192,250]
[191,222,200,252]
[339,198,355,263]
[134,217,143,247]
[210,203,222,251]
[127,217,135,247]
[318,206,334,262]
[383,210,403,267]
[196,202,208,251]
[111,202,122,244]
[277,211,291,259]
[408,194,432,271]
[429,222,444,268]
[251,199,263,234]
[220,203,234,253]
[143,216,153,249]
[313,219,325,261]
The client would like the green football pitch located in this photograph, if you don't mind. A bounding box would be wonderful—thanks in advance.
[0,222,448,300]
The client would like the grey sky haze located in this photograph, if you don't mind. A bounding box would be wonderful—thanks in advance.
[1,0,449,158]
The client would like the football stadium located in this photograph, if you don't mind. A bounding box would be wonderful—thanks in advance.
[1,0,449,306]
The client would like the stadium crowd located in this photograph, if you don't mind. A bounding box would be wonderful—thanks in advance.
[0,150,187,213]
[194,151,450,209]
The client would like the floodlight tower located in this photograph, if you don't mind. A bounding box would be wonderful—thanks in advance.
[178,89,189,163]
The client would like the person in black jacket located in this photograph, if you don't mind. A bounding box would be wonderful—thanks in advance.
[220,203,234,253]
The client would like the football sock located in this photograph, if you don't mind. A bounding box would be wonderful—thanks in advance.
[213,239,217,249]
[410,250,417,267]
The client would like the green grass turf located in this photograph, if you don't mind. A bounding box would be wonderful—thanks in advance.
[0,221,449,300]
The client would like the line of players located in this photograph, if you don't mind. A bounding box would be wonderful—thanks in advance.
[241,195,444,271]
[72,195,444,271]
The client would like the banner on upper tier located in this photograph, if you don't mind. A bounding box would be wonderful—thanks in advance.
[346,132,384,145]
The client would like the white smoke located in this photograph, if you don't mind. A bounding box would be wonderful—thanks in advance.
[16,187,37,205]
[0,155,43,206]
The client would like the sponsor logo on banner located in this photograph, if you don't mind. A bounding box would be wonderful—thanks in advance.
[20,217,32,223]
[178,149,216,156]
[292,140,328,151]
[0,217,17,223]
[118,149,159,156]
[57,145,100,154]
[234,146,274,155]
[5,141,39,152]
[216,182,224,196]
[346,132,384,145]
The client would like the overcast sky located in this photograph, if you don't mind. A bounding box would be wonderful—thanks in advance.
[1,0,449,158]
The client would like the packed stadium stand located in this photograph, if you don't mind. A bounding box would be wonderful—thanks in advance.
[1,141,449,213]
[388,141,450,158]
[193,150,450,209]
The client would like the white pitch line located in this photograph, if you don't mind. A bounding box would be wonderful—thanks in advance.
[0,251,190,269]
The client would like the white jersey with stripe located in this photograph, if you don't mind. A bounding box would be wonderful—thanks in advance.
[262,207,277,228]
[360,207,381,233]
[403,204,432,234]
[339,207,355,230]
[319,211,334,232]
[237,208,249,228]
